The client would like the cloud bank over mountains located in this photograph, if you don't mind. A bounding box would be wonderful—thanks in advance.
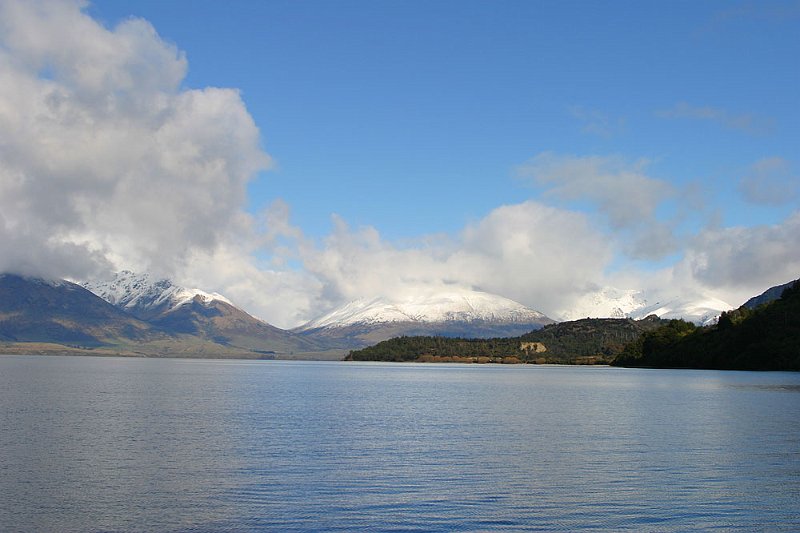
[0,0,267,280]
[0,0,797,328]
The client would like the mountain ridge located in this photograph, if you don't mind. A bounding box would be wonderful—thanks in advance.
[347,316,669,364]
[2,270,781,360]
[82,271,326,356]
[82,271,233,321]
[0,273,162,347]
[743,280,796,310]
[300,289,553,329]
[296,288,555,347]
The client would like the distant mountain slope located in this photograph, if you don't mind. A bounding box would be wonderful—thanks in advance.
[0,274,159,346]
[613,280,800,370]
[297,288,554,347]
[83,271,324,355]
[743,280,796,310]
[347,316,667,364]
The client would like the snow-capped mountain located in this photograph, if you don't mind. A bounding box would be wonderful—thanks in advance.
[558,287,649,321]
[82,270,232,321]
[296,288,554,347]
[82,271,326,355]
[627,296,733,326]
[0,273,159,346]
[558,286,732,326]
[301,288,552,330]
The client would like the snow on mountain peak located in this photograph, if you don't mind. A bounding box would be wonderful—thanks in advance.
[557,287,648,321]
[300,288,551,330]
[627,295,733,326]
[82,271,231,314]
[557,286,732,326]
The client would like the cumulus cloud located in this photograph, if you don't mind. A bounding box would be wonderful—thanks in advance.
[202,162,797,327]
[656,101,774,135]
[0,0,269,280]
[679,211,800,303]
[178,242,323,330]
[0,2,614,326]
[516,152,673,230]
[739,157,799,206]
[626,222,679,261]
[515,153,681,261]
[1,2,793,329]
[142,199,611,327]
[250,201,614,324]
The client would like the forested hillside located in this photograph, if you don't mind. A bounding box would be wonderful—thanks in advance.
[346,316,666,364]
[612,281,800,370]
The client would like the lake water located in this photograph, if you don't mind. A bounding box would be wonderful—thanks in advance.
[1,356,799,532]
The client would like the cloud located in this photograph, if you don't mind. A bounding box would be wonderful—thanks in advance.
[247,201,614,324]
[568,105,625,138]
[151,200,611,327]
[451,201,613,313]
[626,222,679,261]
[739,157,799,206]
[516,152,674,232]
[656,102,774,135]
[0,0,269,280]
[680,211,800,301]
[0,3,614,327]
[197,164,797,327]
[1,2,792,330]
[178,242,323,330]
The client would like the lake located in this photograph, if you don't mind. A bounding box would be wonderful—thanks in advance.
[1,356,799,531]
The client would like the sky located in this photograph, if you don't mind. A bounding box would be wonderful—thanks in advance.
[0,0,798,328]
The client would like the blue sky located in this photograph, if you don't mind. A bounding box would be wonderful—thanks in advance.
[87,0,798,238]
[1,0,798,326]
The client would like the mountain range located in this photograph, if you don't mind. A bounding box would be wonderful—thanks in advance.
[0,269,778,359]
[82,272,326,355]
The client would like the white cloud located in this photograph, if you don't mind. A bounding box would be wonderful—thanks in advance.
[176,200,616,328]
[248,201,614,325]
[4,2,614,327]
[515,153,681,262]
[677,211,800,305]
[626,222,679,261]
[1,2,794,330]
[516,152,673,230]
[178,242,323,330]
[739,157,798,206]
[452,201,613,314]
[0,0,269,280]
[656,101,774,135]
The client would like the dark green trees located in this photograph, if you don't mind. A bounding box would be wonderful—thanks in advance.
[612,281,800,371]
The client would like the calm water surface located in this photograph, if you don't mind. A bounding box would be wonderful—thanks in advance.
[1,356,799,531]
